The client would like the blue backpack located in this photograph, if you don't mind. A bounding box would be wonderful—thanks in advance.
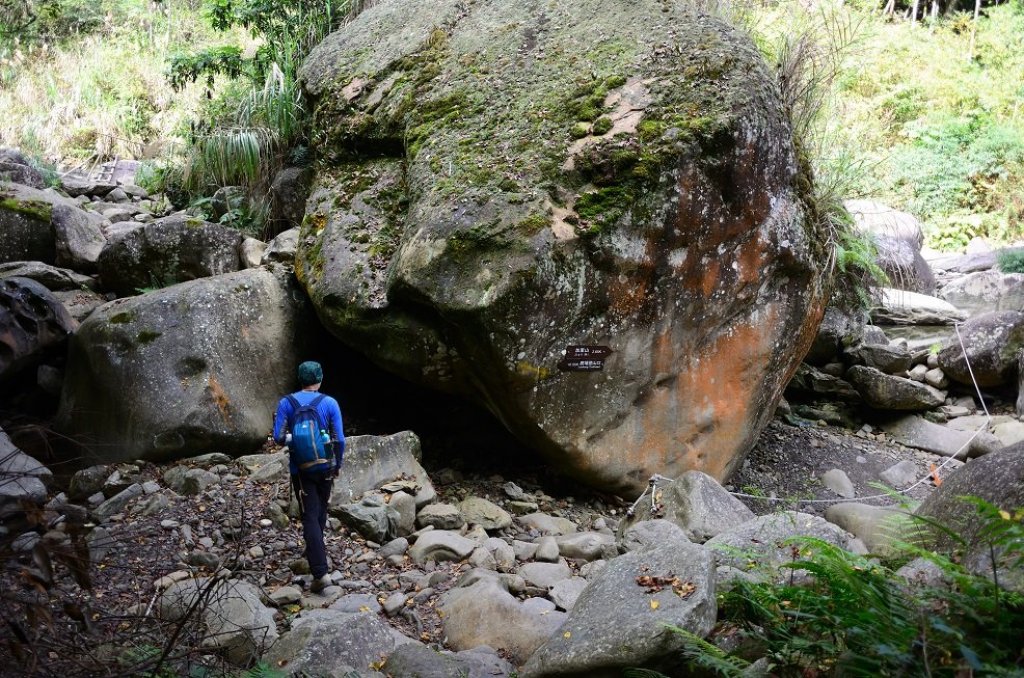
[286,394,332,473]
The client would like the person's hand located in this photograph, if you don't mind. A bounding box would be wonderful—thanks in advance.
[331,467,340,479]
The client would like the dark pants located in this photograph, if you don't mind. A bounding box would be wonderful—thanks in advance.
[292,472,333,578]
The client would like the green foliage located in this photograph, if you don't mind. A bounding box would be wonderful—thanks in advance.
[832,227,889,308]
[0,0,106,48]
[167,45,247,90]
[157,0,373,236]
[997,248,1024,274]
[168,0,354,91]
[676,499,1024,676]
[833,3,1024,249]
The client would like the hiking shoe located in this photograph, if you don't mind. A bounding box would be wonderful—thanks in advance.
[310,575,331,594]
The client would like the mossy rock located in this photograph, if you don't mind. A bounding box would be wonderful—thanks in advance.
[0,182,59,264]
[298,0,831,493]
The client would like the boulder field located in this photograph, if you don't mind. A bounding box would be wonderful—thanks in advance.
[296,0,830,493]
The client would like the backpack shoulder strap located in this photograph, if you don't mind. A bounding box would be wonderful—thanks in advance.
[310,394,327,429]
[284,394,300,428]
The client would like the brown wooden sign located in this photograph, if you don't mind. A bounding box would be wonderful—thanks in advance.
[565,345,613,359]
[558,345,613,372]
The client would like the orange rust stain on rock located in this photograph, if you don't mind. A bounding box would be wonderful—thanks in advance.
[701,259,720,298]
[590,306,782,483]
[608,275,650,319]
[736,238,765,288]
[207,374,232,424]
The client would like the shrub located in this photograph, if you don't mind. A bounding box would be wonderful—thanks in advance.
[997,248,1024,274]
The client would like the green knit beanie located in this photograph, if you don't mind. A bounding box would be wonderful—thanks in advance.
[297,361,323,386]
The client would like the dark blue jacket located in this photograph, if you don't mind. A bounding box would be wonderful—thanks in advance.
[273,390,345,474]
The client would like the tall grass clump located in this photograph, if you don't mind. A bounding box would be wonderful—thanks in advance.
[0,1,228,167]
[156,0,373,236]
[742,3,885,307]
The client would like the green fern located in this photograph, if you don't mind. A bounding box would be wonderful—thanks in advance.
[695,500,1024,676]
[666,624,753,677]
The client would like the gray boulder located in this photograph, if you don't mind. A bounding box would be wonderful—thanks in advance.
[914,447,1024,553]
[555,531,616,561]
[0,153,46,188]
[939,270,1024,318]
[97,212,244,296]
[618,519,692,553]
[416,502,464,530]
[522,537,716,677]
[871,234,935,294]
[785,363,861,402]
[408,530,477,564]
[334,495,400,543]
[52,201,106,272]
[880,415,1002,459]
[705,511,853,571]
[845,199,924,249]
[298,0,832,495]
[872,288,967,326]
[439,577,567,665]
[915,447,1024,591]
[384,643,516,678]
[805,306,867,366]
[0,428,52,517]
[824,502,911,557]
[0,182,106,271]
[93,483,144,521]
[262,608,400,676]
[459,496,512,530]
[1,181,58,263]
[517,512,577,536]
[620,471,755,544]
[0,276,77,381]
[261,227,299,264]
[68,464,110,500]
[56,267,319,464]
[937,311,1024,388]
[60,176,117,198]
[846,365,945,410]
[330,431,436,507]
[157,578,279,665]
[518,561,572,589]
[847,343,913,374]
[270,167,313,234]
[0,261,97,291]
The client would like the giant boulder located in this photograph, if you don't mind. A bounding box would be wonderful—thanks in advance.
[297,0,830,493]
[55,266,319,463]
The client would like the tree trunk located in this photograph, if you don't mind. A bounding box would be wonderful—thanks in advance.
[911,0,920,25]
[969,0,982,58]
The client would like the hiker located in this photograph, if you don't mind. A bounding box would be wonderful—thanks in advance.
[273,360,345,593]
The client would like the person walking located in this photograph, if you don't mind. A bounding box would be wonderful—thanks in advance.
[273,360,345,593]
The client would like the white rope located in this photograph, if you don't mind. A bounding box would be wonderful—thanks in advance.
[725,320,990,507]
